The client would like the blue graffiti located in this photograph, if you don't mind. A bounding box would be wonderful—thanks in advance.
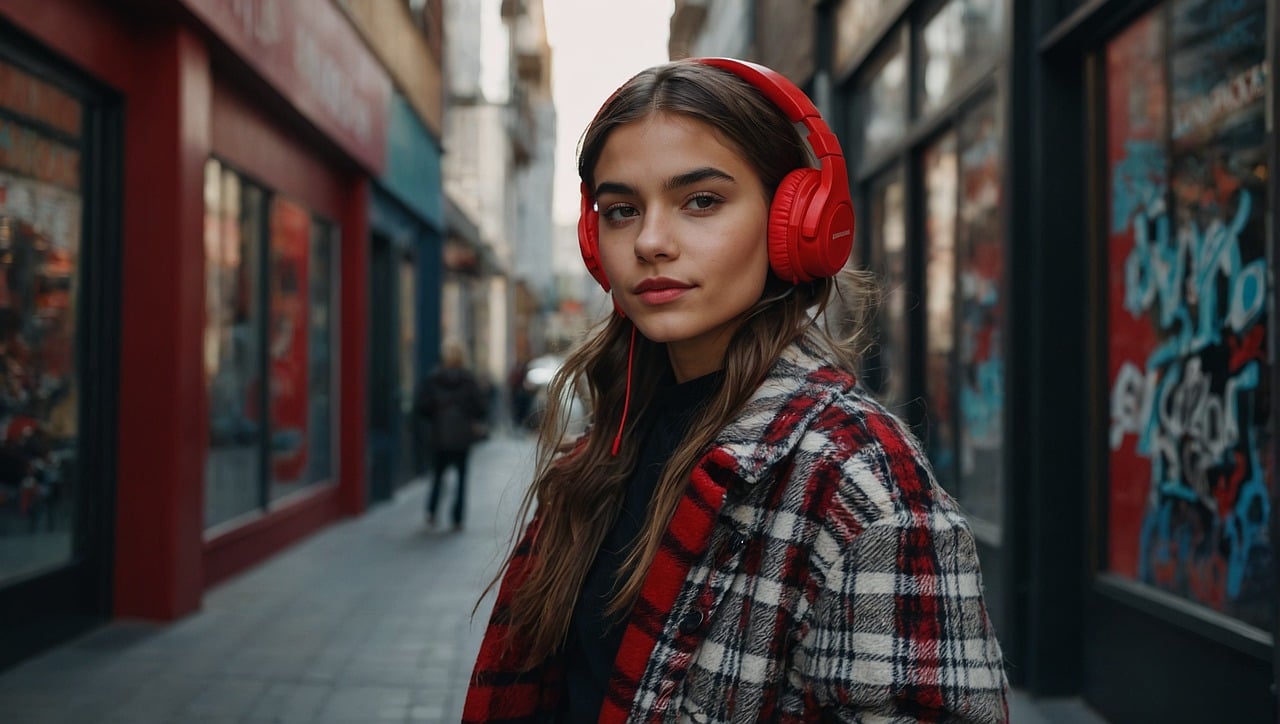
[1136,362,1269,599]
[1110,139,1166,234]
[960,357,1002,445]
[1111,141,1268,611]
[1121,189,1259,368]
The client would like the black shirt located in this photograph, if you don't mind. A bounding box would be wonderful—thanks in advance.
[562,370,723,722]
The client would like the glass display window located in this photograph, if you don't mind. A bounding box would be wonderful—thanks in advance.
[918,0,1004,115]
[302,214,335,490]
[203,162,339,529]
[1103,0,1272,632]
[864,168,908,409]
[267,199,336,502]
[922,131,958,493]
[857,35,909,160]
[204,159,265,529]
[955,94,1005,531]
[0,58,85,582]
[833,0,906,78]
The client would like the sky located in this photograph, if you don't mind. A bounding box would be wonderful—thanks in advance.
[542,0,675,226]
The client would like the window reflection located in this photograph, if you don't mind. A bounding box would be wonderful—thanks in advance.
[834,0,902,76]
[866,170,907,409]
[860,39,909,153]
[303,218,335,488]
[0,65,83,581]
[268,200,337,500]
[920,0,1004,114]
[204,160,264,528]
[923,132,957,491]
[204,163,338,526]
[1105,0,1272,631]
[956,96,1005,529]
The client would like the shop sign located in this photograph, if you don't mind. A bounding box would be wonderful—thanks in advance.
[180,0,391,173]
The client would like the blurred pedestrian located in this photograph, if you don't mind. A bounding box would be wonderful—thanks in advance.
[464,58,1007,722]
[507,356,532,430]
[414,341,487,531]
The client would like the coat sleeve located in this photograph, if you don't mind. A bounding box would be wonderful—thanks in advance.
[463,518,564,722]
[795,511,1009,723]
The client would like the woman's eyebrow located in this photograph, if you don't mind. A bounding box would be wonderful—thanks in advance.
[594,167,737,198]
[593,181,634,197]
[665,166,735,190]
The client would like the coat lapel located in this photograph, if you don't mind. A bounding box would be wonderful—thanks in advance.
[599,341,857,722]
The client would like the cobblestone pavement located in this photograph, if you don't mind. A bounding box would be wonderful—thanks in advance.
[0,431,1106,723]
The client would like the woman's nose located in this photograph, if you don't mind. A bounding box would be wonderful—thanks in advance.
[633,210,678,263]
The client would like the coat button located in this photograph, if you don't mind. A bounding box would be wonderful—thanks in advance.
[679,609,706,634]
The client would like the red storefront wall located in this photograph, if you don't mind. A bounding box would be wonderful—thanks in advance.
[0,0,383,620]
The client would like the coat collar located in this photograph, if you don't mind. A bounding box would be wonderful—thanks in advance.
[706,338,857,488]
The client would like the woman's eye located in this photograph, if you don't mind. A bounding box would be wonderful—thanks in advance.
[602,205,639,223]
[686,194,722,212]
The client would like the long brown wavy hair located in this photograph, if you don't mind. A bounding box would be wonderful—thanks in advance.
[488,59,878,666]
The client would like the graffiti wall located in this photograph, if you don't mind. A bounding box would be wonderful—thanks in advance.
[1105,0,1272,630]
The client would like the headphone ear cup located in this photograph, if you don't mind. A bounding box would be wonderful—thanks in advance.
[578,185,610,291]
[767,169,820,283]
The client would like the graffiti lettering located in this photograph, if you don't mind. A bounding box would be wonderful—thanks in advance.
[1110,160,1269,617]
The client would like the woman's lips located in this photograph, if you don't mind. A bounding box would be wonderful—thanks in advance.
[637,286,691,304]
[633,278,692,305]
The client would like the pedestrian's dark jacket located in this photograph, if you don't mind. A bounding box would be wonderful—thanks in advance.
[415,367,487,452]
[463,339,1008,723]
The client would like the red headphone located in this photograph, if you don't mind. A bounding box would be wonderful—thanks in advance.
[577,57,854,290]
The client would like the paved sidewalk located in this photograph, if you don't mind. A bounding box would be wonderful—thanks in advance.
[0,435,535,724]
[0,432,1108,723]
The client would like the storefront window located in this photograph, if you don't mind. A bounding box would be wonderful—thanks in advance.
[204,164,339,527]
[303,216,335,487]
[1104,0,1272,631]
[865,169,907,409]
[0,59,83,581]
[919,0,1004,115]
[833,0,905,77]
[956,95,1005,529]
[268,199,336,501]
[923,132,958,492]
[204,160,265,528]
[858,38,909,156]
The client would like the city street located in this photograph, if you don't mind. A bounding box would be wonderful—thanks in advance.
[0,432,1105,723]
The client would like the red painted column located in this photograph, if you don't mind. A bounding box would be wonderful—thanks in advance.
[113,25,211,620]
[339,176,370,515]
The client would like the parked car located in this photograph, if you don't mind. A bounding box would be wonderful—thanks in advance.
[522,354,588,438]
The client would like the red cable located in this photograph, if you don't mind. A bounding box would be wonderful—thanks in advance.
[611,324,636,456]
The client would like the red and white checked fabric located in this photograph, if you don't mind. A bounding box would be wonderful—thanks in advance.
[464,339,1009,723]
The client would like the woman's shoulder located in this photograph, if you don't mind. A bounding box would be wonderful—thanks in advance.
[794,382,957,528]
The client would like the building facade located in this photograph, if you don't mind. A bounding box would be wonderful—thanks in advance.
[671,0,1277,720]
[0,0,450,672]
[345,0,449,501]
[442,0,556,408]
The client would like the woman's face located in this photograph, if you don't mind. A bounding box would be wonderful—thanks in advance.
[592,112,770,381]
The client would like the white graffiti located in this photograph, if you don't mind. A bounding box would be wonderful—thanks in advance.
[1111,357,1258,501]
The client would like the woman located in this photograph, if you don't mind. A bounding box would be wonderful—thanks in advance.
[465,58,1007,723]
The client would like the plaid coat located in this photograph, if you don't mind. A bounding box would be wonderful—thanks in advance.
[465,341,1008,723]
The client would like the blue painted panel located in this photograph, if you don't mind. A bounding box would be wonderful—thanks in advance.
[381,93,443,230]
